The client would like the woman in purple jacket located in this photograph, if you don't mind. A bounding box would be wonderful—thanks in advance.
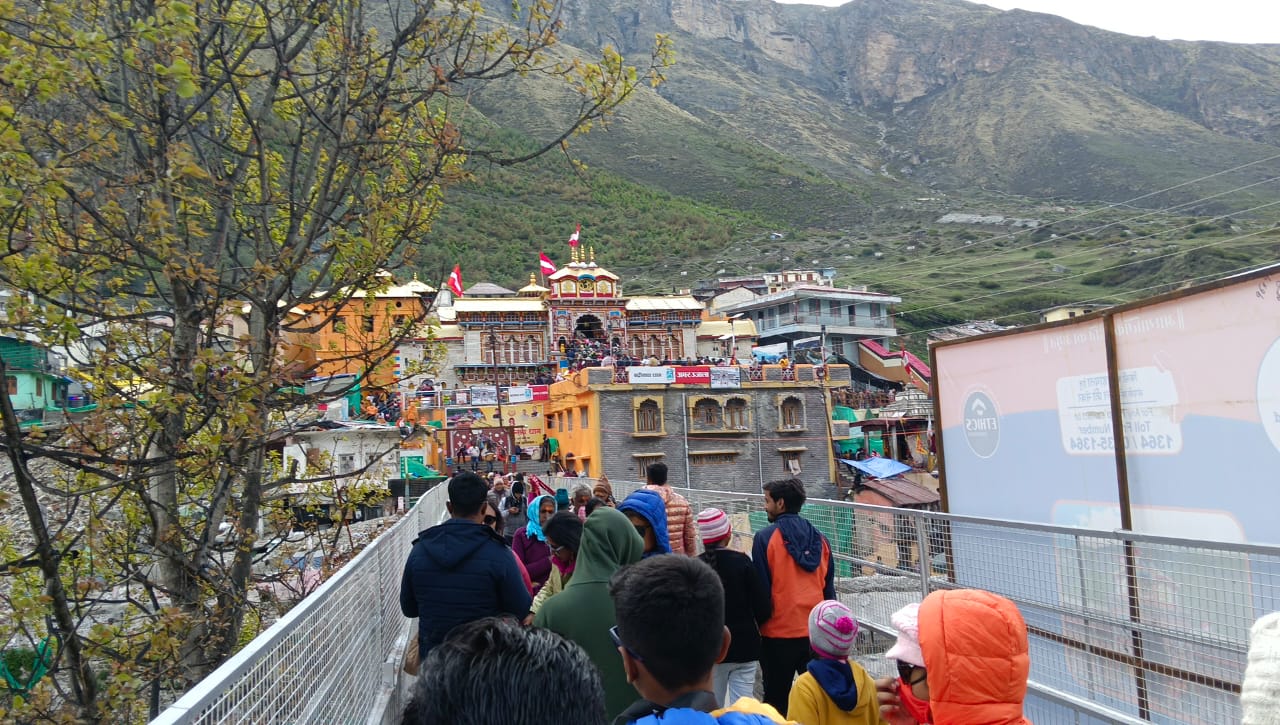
[512,494,556,593]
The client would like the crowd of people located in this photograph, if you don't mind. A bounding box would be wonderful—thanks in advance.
[453,434,509,473]
[399,464,1280,725]
[359,389,403,423]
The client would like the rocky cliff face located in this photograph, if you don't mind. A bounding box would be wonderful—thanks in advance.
[559,0,1280,144]
[478,0,1280,207]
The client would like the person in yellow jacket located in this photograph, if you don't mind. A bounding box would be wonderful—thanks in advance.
[787,600,886,725]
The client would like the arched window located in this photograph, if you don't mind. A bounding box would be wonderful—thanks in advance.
[725,398,749,429]
[526,338,538,362]
[506,336,517,364]
[636,399,662,433]
[631,337,643,358]
[692,398,723,429]
[780,396,804,429]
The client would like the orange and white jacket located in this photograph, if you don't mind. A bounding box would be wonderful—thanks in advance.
[642,484,697,556]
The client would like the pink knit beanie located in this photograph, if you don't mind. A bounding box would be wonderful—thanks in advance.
[697,508,732,545]
[809,600,859,660]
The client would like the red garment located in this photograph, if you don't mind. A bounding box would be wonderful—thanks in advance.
[509,550,535,596]
[643,484,697,556]
[919,589,1032,725]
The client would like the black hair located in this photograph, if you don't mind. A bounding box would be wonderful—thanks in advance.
[697,541,728,574]
[484,499,504,532]
[404,617,606,725]
[646,462,668,486]
[448,471,488,517]
[762,478,806,514]
[584,497,607,516]
[609,555,725,691]
[542,511,583,553]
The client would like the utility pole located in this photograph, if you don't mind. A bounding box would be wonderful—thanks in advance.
[488,327,511,474]
[729,312,743,362]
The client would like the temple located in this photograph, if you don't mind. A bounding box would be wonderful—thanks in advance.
[434,247,718,388]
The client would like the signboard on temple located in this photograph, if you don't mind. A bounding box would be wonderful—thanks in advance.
[710,367,741,389]
[470,386,498,405]
[505,386,534,403]
[674,366,711,384]
[628,366,676,384]
[444,403,544,446]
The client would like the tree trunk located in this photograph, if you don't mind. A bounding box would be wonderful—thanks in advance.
[0,356,99,722]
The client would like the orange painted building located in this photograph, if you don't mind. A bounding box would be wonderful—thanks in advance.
[289,273,438,389]
[542,369,602,477]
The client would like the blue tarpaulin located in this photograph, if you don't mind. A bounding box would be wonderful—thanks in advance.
[839,457,912,479]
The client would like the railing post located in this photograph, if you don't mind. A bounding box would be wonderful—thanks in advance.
[915,510,931,599]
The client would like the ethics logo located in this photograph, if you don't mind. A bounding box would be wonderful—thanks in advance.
[963,391,1000,458]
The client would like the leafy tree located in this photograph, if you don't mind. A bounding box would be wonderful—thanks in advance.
[0,0,670,719]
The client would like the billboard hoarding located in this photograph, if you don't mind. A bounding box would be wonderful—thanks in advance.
[628,366,675,384]
[469,386,498,405]
[673,366,711,384]
[710,367,741,389]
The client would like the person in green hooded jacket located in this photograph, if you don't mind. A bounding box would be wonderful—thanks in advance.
[535,506,644,720]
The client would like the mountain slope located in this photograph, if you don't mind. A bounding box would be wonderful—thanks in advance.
[505,0,1280,206]
[411,0,1280,338]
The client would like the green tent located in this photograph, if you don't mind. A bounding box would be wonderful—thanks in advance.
[399,455,440,479]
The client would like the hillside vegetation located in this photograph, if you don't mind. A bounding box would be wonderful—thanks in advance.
[411,0,1280,349]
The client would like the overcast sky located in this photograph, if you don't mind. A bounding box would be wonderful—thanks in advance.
[770,0,1279,45]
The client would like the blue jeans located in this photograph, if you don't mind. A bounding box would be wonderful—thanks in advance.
[713,661,757,707]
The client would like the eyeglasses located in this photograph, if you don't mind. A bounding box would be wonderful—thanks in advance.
[633,524,649,538]
[550,544,567,555]
[896,660,927,686]
[483,515,497,526]
[609,625,645,663]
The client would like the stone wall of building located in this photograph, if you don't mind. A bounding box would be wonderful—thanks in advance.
[594,381,835,498]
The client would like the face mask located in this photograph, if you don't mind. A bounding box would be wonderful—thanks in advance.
[897,679,932,724]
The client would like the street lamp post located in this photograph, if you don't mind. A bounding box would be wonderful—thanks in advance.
[488,327,510,474]
[728,312,744,362]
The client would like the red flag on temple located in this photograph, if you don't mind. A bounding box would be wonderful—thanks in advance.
[447,265,464,296]
[568,223,581,247]
[539,252,557,275]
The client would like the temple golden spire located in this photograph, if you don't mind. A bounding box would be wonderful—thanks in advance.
[529,273,537,285]
[589,246,596,263]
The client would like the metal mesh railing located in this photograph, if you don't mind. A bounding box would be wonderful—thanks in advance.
[606,480,1276,725]
[152,485,448,725]
[155,478,1277,724]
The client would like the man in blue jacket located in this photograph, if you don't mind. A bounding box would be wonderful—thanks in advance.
[400,472,533,658]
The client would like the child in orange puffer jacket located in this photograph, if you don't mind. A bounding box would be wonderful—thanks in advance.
[876,590,1032,725]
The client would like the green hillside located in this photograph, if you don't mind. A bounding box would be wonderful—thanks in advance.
[410,0,1280,351]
